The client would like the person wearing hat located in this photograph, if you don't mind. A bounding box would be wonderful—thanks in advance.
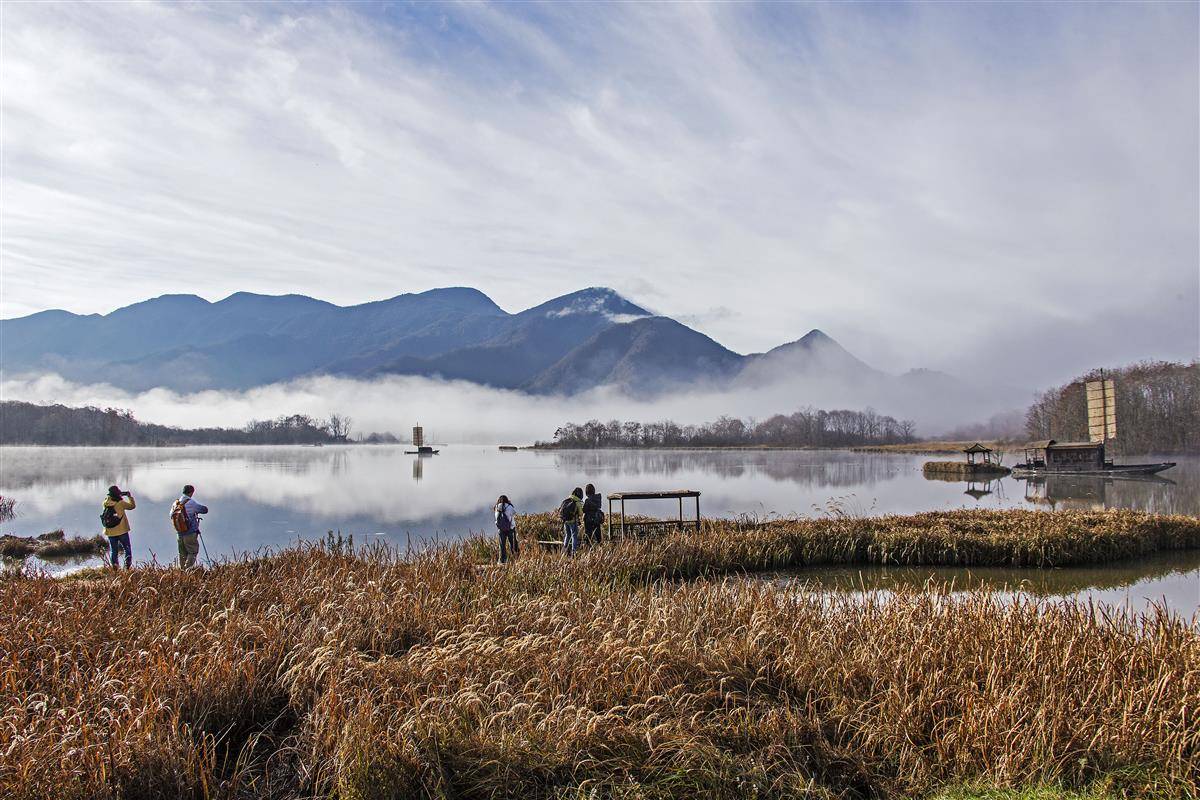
[172,484,209,569]
[100,485,136,570]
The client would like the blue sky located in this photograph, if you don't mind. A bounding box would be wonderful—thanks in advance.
[2,1,1197,385]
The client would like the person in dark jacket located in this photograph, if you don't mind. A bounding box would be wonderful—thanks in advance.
[494,494,518,564]
[559,487,584,555]
[582,483,604,544]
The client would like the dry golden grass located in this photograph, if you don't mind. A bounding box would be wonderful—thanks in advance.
[0,529,106,560]
[1,510,1197,800]
[922,461,1011,478]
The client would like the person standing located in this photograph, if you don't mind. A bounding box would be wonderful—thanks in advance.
[559,487,584,555]
[582,483,604,544]
[171,484,208,568]
[494,494,518,564]
[100,485,136,570]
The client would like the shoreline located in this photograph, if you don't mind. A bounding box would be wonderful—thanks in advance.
[14,508,1199,576]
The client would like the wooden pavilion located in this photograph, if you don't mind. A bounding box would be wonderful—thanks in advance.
[963,443,998,466]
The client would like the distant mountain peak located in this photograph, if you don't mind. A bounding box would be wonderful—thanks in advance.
[129,293,210,307]
[764,328,849,357]
[215,291,336,309]
[530,286,649,321]
[361,286,505,315]
[108,294,211,318]
[798,328,831,343]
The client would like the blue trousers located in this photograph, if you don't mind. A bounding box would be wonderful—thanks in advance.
[107,533,132,569]
[498,528,518,563]
[562,522,579,555]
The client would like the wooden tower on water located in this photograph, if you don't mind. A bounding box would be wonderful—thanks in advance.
[406,424,439,455]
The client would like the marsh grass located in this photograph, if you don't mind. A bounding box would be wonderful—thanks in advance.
[922,461,1011,478]
[0,495,15,523]
[0,529,107,560]
[1,509,1197,799]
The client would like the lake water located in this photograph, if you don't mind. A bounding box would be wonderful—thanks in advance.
[1,446,1196,615]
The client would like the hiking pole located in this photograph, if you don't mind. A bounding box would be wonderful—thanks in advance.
[197,517,212,566]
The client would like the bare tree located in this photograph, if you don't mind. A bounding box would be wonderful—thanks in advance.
[327,413,354,442]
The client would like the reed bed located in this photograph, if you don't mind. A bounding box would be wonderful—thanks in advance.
[0,529,106,560]
[516,509,1200,580]
[0,495,15,523]
[922,461,1011,478]
[1,510,1197,800]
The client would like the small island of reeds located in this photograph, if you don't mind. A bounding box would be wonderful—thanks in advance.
[2,509,1197,800]
[922,460,1012,479]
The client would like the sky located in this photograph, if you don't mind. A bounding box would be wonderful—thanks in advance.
[2,1,1197,387]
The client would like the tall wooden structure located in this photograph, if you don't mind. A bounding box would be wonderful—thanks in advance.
[1085,373,1117,444]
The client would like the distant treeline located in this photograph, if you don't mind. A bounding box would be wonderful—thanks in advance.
[0,402,358,446]
[1024,360,1199,454]
[547,408,916,449]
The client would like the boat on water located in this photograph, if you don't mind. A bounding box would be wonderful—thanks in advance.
[406,425,439,455]
[1011,440,1175,477]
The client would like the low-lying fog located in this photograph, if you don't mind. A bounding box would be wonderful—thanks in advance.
[1,371,1024,443]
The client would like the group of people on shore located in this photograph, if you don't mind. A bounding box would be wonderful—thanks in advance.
[492,484,604,564]
[104,481,604,570]
[100,484,208,569]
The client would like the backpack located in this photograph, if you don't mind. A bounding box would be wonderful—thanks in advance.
[170,499,191,534]
[496,505,514,532]
[559,497,577,522]
[100,504,121,530]
[583,495,603,524]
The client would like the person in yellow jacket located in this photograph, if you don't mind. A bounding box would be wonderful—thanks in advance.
[101,485,136,569]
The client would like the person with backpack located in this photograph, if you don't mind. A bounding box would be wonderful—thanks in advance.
[170,485,208,568]
[559,487,584,555]
[100,485,136,570]
[582,483,605,544]
[494,494,518,564]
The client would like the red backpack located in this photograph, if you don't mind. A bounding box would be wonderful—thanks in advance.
[170,499,190,534]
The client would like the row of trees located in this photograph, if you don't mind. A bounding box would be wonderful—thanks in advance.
[241,413,354,445]
[547,408,916,449]
[0,402,356,446]
[1024,360,1199,454]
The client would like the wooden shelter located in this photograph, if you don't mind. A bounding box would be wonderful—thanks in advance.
[607,490,701,540]
[962,443,997,466]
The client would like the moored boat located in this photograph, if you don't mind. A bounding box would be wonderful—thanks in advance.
[1011,440,1175,476]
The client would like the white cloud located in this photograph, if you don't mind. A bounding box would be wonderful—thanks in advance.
[1,2,1196,383]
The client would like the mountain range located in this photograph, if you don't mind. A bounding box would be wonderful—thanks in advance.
[0,287,969,409]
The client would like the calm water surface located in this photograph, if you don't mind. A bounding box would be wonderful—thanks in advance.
[1,446,1196,614]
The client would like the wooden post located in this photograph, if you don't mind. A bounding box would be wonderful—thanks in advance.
[678,496,683,529]
[606,497,612,541]
[695,495,700,532]
[620,498,626,540]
